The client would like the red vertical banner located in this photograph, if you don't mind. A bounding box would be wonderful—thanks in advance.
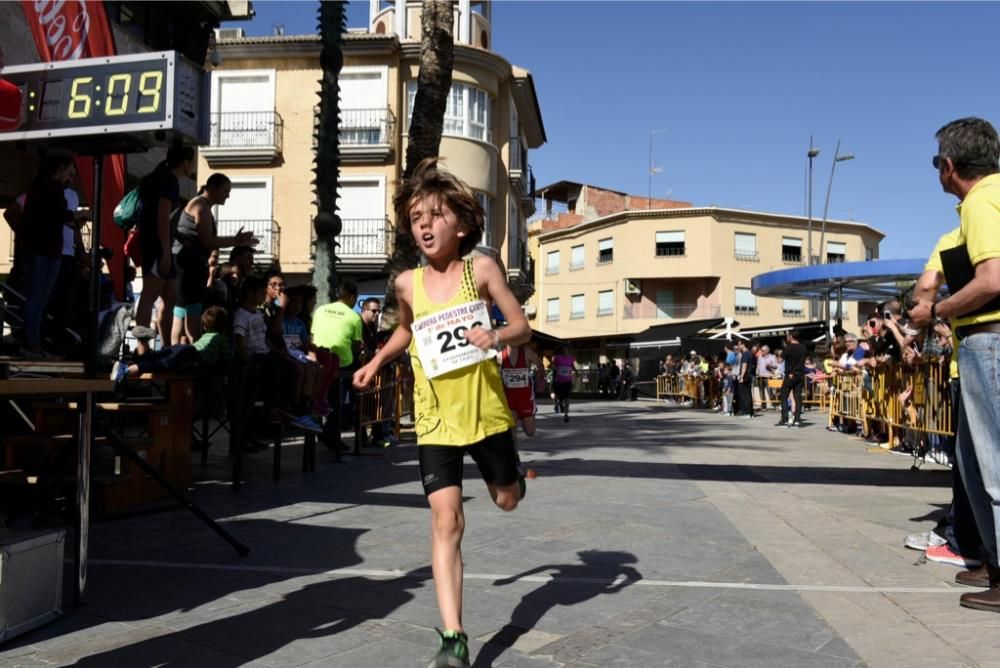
[20,0,126,298]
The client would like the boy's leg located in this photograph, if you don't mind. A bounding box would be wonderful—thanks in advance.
[420,446,468,633]
[468,430,523,512]
[427,486,466,633]
[521,415,536,437]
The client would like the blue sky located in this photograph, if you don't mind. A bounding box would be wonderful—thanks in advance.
[226,1,1000,261]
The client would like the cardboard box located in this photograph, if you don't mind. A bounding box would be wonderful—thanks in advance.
[0,529,65,643]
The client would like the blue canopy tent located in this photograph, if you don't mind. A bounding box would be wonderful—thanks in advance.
[751,259,928,340]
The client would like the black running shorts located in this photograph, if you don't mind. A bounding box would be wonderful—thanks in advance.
[418,429,519,496]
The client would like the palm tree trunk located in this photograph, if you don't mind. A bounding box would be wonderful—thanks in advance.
[382,0,455,329]
[312,0,346,304]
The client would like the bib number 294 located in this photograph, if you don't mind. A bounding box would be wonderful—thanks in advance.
[437,321,482,353]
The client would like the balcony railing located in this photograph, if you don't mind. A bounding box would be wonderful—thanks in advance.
[217,219,280,261]
[734,305,759,316]
[340,108,394,146]
[338,217,390,257]
[782,309,805,318]
[734,250,759,262]
[826,255,846,264]
[655,245,686,257]
[209,111,283,150]
[782,253,804,264]
[623,303,722,320]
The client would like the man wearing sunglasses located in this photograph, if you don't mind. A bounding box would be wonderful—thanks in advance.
[910,117,1000,613]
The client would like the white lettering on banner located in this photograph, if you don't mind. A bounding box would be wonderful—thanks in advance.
[501,369,530,389]
[413,300,496,379]
[33,0,91,61]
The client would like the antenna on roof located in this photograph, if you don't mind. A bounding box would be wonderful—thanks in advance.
[273,23,285,36]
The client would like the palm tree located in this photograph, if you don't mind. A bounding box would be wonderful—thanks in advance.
[381,0,455,328]
[311,0,347,304]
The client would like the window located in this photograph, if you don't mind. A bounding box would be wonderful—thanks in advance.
[734,288,757,315]
[655,231,685,256]
[830,300,849,320]
[337,176,387,256]
[211,69,277,148]
[570,244,585,270]
[598,290,614,316]
[571,294,585,319]
[407,81,493,143]
[782,236,802,263]
[508,197,521,270]
[339,67,390,145]
[865,246,874,261]
[826,241,847,263]
[216,177,275,259]
[546,297,560,322]
[546,250,560,274]
[782,299,804,317]
[598,237,614,264]
[734,232,758,260]
[476,192,493,248]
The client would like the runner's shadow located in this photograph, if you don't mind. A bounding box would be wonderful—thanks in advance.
[474,550,641,667]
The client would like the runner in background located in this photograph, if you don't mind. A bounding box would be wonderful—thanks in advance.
[552,345,576,422]
[500,343,541,437]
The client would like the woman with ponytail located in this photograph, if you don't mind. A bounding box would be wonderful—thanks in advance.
[172,173,256,344]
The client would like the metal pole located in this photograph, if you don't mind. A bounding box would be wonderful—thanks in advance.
[86,155,104,377]
[819,142,854,264]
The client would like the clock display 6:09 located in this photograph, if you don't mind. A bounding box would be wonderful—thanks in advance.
[59,70,164,120]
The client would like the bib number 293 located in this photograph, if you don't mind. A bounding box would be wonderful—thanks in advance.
[437,321,482,353]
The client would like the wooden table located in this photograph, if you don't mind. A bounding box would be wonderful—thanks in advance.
[0,376,112,604]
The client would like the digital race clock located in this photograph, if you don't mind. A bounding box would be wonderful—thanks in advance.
[0,50,209,149]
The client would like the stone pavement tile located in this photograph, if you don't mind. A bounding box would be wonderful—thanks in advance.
[802,591,972,665]
[171,597,384,666]
[290,636,428,668]
[611,623,860,668]
[0,609,129,659]
[26,623,239,666]
[661,588,841,654]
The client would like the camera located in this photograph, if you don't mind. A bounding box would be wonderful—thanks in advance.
[883,309,893,320]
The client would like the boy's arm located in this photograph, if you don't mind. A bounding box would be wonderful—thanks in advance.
[468,256,531,350]
[354,272,414,387]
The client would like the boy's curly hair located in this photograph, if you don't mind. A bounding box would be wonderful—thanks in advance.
[393,157,484,257]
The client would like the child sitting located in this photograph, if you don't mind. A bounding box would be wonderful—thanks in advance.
[234,275,322,433]
[112,305,231,382]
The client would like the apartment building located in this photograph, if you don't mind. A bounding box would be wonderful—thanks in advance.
[528,181,884,350]
[200,0,545,298]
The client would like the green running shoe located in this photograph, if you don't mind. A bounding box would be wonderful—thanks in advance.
[428,629,470,668]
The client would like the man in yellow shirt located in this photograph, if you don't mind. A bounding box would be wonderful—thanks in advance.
[311,280,363,450]
[910,117,1000,612]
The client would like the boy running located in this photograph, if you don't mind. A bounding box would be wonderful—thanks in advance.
[500,343,540,436]
[353,160,531,668]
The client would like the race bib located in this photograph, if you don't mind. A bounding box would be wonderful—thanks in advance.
[412,300,496,379]
[502,367,531,389]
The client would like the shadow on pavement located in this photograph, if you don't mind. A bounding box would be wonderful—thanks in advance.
[474,550,641,667]
[524,458,951,488]
[56,520,431,666]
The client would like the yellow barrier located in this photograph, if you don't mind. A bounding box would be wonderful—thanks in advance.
[656,375,718,408]
[827,362,953,440]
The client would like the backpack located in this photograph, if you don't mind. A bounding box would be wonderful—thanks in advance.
[113,188,142,231]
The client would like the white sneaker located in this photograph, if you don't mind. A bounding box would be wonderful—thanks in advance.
[903,530,948,551]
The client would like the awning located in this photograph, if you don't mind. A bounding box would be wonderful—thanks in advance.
[624,317,727,349]
[751,259,927,301]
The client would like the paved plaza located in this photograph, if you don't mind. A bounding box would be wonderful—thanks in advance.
[3,399,999,667]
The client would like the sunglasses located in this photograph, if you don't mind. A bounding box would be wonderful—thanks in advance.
[932,155,948,170]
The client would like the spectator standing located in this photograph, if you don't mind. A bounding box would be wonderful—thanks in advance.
[755,345,776,409]
[172,173,256,344]
[20,154,89,357]
[909,118,1000,611]
[133,145,196,343]
[736,340,755,418]
[777,330,806,427]
[311,280,363,449]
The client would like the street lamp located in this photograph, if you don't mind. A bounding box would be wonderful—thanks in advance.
[806,138,819,266]
[818,139,855,264]
[648,128,668,209]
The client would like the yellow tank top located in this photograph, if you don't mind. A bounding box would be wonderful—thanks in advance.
[408,259,514,445]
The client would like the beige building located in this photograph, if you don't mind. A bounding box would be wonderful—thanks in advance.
[528,182,884,347]
[200,0,545,298]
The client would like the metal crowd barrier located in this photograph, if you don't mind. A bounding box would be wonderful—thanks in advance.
[827,361,953,439]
